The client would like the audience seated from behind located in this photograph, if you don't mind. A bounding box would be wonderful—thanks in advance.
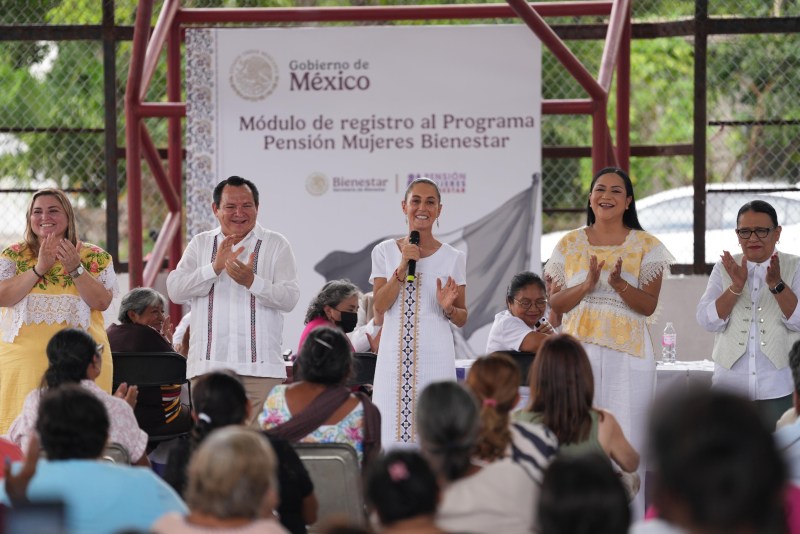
[630,389,787,534]
[163,371,317,534]
[260,327,381,468]
[417,381,556,534]
[152,425,288,534]
[538,453,631,534]
[7,328,150,466]
[0,437,23,470]
[2,385,186,534]
[465,353,559,483]
[106,287,193,437]
[153,427,288,533]
[365,450,445,534]
[514,334,640,484]
[776,340,800,486]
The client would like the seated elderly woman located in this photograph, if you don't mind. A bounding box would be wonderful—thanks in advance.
[164,371,317,534]
[418,381,557,534]
[259,326,381,467]
[515,334,640,480]
[8,328,150,466]
[2,385,186,534]
[485,271,555,354]
[298,279,381,354]
[106,287,192,437]
[153,427,287,534]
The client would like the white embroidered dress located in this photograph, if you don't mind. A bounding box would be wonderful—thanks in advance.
[370,239,466,450]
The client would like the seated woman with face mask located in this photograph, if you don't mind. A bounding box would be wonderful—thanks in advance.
[297,280,362,353]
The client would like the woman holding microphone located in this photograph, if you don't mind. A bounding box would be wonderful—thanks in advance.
[370,178,468,450]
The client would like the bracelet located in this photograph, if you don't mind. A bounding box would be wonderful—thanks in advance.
[444,307,454,320]
[618,282,629,294]
[393,269,404,284]
[31,266,42,278]
[728,285,743,296]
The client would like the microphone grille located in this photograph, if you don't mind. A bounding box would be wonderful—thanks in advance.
[409,231,420,244]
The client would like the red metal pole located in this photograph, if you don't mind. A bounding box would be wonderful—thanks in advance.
[616,0,631,170]
[507,0,605,101]
[125,0,155,288]
[141,126,180,213]
[141,0,180,101]
[598,0,630,92]
[177,3,613,24]
[592,102,608,174]
[543,99,594,115]
[138,103,186,117]
[143,213,181,287]
[167,13,183,320]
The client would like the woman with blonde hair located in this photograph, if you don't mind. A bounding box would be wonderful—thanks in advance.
[153,426,288,533]
[0,188,118,433]
[465,353,558,480]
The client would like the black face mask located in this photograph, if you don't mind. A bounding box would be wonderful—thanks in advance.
[336,310,358,334]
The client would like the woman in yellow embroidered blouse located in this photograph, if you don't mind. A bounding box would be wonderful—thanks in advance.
[544,168,673,517]
[0,189,118,433]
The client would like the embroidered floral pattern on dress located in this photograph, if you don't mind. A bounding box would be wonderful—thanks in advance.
[0,243,118,342]
[259,385,366,464]
[545,229,674,358]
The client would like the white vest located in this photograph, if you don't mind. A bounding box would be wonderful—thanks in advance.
[712,251,800,370]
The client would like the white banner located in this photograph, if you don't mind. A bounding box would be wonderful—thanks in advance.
[186,25,542,356]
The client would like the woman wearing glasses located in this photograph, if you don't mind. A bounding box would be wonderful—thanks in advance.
[697,199,800,425]
[486,271,555,353]
[545,168,673,517]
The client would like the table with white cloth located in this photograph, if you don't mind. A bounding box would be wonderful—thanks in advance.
[654,359,715,398]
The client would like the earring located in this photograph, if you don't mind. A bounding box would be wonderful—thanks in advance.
[436,218,440,228]
[404,216,408,225]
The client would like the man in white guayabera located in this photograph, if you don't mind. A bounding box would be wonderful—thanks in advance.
[167,176,300,425]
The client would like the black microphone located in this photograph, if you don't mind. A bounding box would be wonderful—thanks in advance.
[407,230,420,282]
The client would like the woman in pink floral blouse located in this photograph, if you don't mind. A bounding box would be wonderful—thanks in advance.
[0,188,118,434]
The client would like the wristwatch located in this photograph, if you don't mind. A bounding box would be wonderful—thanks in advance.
[769,280,786,295]
[70,265,86,278]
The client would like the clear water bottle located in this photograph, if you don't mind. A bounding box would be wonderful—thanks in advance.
[662,322,676,363]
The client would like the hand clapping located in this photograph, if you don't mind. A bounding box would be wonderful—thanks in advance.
[721,250,748,291]
[436,276,458,316]
[583,254,606,293]
[56,238,83,274]
[608,257,627,292]
[766,253,782,289]
[226,252,256,289]
[35,234,60,275]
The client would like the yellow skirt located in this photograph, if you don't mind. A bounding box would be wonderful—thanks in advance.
[0,320,112,435]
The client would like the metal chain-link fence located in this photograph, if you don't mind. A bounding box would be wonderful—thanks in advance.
[0,0,798,268]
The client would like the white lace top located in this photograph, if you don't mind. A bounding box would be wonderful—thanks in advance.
[0,242,118,343]
[545,228,674,358]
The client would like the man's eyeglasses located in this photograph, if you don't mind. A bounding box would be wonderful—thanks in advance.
[513,298,548,310]
[735,227,774,239]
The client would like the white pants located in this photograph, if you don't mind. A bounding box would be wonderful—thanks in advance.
[584,341,656,519]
